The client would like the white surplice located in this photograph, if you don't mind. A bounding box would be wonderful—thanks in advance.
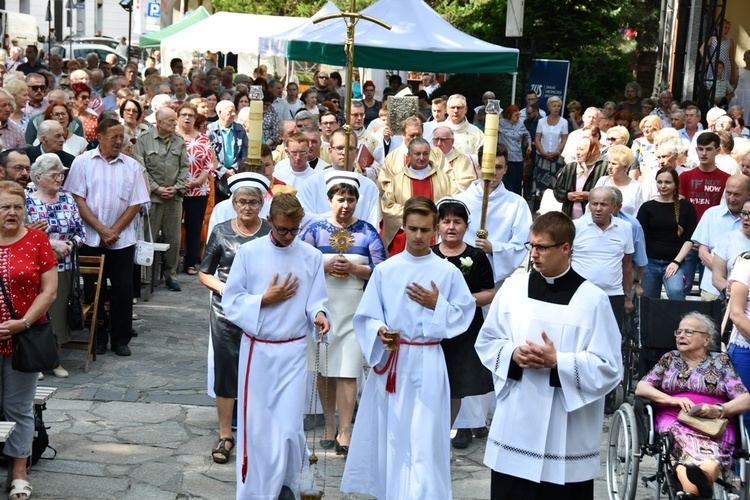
[296,168,381,231]
[475,271,622,485]
[455,180,532,284]
[222,236,329,500]
[453,180,532,428]
[341,251,475,500]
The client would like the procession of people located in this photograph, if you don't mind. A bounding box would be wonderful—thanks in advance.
[5,23,750,499]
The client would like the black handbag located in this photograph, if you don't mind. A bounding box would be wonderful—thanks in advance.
[0,276,59,373]
[68,246,85,331]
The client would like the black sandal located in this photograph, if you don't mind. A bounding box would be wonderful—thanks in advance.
[212,436,235,464]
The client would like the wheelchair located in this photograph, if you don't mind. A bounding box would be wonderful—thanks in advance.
[606,296,750,499]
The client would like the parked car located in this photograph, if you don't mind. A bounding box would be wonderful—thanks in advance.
[50,43,127,67]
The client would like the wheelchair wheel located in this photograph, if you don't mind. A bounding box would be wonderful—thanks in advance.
[607,403,640,500]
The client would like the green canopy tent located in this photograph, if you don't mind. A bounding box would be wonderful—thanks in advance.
[286,0,518,74]
[139,6,211,49]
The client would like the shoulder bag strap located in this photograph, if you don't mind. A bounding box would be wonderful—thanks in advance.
[143,208,153,244]
[0,274,18,320]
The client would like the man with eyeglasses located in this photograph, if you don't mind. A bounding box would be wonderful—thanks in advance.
[24,73,49,117]
[446,94,484,159]
[452,142,531,448]
[0,149,31,187]
[318,112,339,152]
[378,117,448,193]
[692,174,750,301]
[273,132,315,189]
[0,90,25,150]
[135,107,189,292]
[18,46,46,75]
[476,210,622,500]
[572,186,634,327]
[25,120,75,171]
[223,193,330,500]
[382,138,455,255]
[296,128,380,232]
[271,120,298,164]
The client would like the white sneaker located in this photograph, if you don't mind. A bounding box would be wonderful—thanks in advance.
[52,366,69,378]
[38,372,44,380]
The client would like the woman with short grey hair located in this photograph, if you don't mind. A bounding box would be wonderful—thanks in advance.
[25,153,86,379]
[533,95,568,204]
[198,173,271,465]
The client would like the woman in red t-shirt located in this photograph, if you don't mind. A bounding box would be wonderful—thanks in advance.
[0,180,57,500]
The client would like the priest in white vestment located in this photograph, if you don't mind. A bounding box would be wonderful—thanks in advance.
[451,144,533,447]
[475,211,622,499]
[341,196,475,500]
[223,193,330,500]
[297,129,380,231]
[377,116,447,193]
[446,94,484,158]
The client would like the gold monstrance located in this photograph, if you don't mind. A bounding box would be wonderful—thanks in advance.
[329,228,355,278]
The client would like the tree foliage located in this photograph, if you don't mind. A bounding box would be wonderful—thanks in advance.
[210,0,658,107]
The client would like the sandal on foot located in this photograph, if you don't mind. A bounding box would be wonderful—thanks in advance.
[685,464,713,498]
[186,267,198,276]
[9,479,32,500]
[211,436,235,464]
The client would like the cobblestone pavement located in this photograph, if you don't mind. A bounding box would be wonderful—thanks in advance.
[23,274,659,499]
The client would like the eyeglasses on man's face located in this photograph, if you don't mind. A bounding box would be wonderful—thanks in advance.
[524,242,565,252]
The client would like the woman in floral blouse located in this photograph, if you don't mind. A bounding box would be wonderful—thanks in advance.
[176,102,215,275]
[26,154,85,379]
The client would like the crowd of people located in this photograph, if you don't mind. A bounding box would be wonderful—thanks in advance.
[2,38,750,500]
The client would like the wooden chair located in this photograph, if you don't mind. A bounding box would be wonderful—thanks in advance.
[62,255,105,372]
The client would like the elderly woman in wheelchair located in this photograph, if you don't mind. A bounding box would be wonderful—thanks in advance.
[635,312,750,498]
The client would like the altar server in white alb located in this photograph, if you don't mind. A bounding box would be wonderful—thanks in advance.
[341,196,475,500]
[222,193,330,500]
[476,211,622,500]
[451,142,533,447]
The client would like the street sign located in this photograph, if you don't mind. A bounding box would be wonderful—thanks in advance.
[147,2,160,18]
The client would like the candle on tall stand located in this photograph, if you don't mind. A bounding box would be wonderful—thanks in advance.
[477,99,501,239]
[245,86,264,167]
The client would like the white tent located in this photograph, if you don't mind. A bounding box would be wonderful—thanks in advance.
[258,2,341,58]
[160,12,307,77]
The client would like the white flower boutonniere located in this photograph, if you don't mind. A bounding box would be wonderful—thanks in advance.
[459,256,473,275]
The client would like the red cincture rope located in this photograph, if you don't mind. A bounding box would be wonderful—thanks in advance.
[372,339,440,393]
[240,333,306,483]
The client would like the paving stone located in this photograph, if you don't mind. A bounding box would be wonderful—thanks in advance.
[30,274,648,498]
[116,421,189,448]
[91,401,183,423]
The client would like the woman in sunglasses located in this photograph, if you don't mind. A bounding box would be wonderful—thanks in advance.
[71,82,98,143]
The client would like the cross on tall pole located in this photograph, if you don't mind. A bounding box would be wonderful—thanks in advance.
[313,0,391,172]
